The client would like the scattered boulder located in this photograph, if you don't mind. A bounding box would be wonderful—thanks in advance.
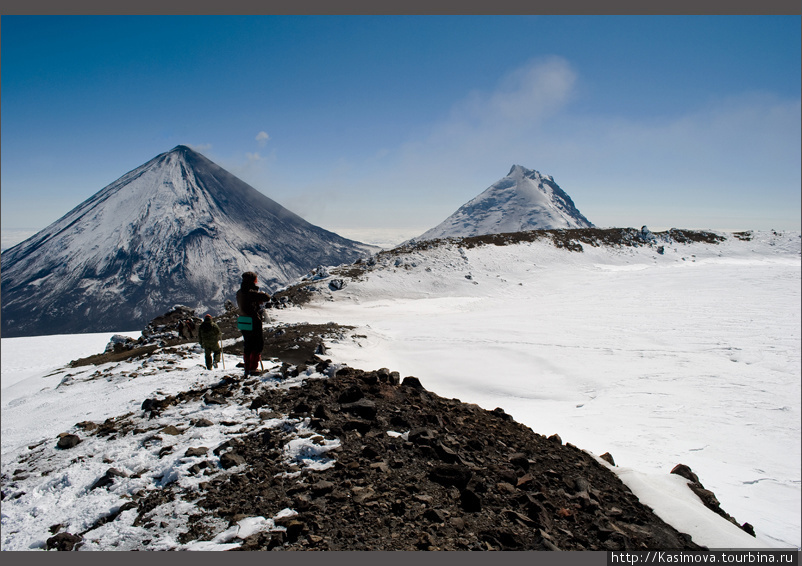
[75,421,99,432]
[599,452,616,466]
[337,385,364,404]
[670,463,699,483]
[89,468,127,491]
[429,464,472,490]
[219,452,245,469]
[46,532,82,551]
[56,434,81,450]
[328,279,346,291]
[508,452,530,469]
[671,464,754,537]
[435,442,460,463]
[105,334,137,353]
[311,480,335,497]
[340,399,377,420]
[401,376,425,390]
[460,488,482,512]
[203,392,226,405]
[185,447,208,458]
[492,407,513,421]
[408,428,437,445]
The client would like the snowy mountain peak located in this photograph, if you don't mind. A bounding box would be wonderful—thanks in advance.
[417,164,593,241]
[166,145,200,161]
[508,163,526,176]
[1,147,376,337]
[508,164,554,184]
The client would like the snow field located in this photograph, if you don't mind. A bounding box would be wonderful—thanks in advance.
[275,231,801,548]
[1,230,798,550]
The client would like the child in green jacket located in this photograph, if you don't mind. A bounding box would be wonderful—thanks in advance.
[198,314,222,370]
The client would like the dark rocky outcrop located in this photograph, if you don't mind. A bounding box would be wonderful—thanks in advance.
[21,308,752,551]
[273,228,730,308]
[46,532,83,551]
[671,464,755,537]
[118,361,706,551]
[56,434,81,450]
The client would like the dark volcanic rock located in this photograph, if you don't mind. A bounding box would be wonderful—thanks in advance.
[89,468,127,491]
[340,399,378,420]
[401,376,425,389]
[600,452,616,466]
[672,464,755,538]
[56,318,717,551]
[671,463,699,483]
[46,532,82,551]
[132,364,709,551]
[429,464,473,490]
[56,434,81,450]
[219,452,246,469]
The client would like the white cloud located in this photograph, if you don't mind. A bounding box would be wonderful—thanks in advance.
[245,152,263,162]
[395,56,578,180]
[256,131,270,146]
[269,57,800,233]
[451,56,577,129]
[386,58,799,223]
[267,58,582,232]
[187,143,212,153]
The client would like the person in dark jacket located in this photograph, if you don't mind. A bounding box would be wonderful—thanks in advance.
[198,314,222,370]
[236,271,271,376]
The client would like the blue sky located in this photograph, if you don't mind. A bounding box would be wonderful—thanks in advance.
[2,15,800,248]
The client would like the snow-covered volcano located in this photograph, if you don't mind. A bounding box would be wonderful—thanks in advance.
[418,165,593,241]
[0,146,375,337]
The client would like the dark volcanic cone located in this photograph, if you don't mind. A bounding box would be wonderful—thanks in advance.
[1,146,374,337]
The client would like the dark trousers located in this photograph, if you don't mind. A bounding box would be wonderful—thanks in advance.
[204,347,221,370]
[241,323,264,373]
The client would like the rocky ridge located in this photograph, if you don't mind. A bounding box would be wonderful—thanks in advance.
[5,228,772,551]
[3,309,757,551]
[271,227,731,305]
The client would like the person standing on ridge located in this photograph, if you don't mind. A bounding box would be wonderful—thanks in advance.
[198,314,223,370]
[236,271,271,376]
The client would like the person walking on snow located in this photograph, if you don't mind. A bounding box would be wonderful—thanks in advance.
[236,271,271,376]
[198,314,222,370]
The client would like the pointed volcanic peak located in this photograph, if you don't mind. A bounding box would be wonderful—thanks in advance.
[417,165,593,241]
[1,146,376,337]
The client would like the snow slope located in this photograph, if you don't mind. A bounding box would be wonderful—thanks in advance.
[417,165,593,241]
[273,229,801,549]
[1,229,798,550]
[0,321,786,551]
[1,333,335,551]
[0,146,376,338]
